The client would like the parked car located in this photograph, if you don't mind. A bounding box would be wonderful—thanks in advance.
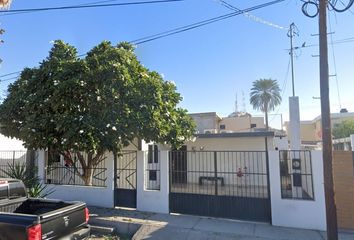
[0,178,90,240]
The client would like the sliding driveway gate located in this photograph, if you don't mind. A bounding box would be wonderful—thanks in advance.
[169,151,271,222]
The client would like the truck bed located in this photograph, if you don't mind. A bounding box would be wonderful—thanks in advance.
[0,197,88,240]
[0,197,71,215]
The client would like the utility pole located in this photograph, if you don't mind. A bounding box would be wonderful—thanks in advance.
[288,23,296,96]
[287,22,301,150]
[318,0,338,239]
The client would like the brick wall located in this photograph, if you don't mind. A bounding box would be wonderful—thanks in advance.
[333,151,354,230]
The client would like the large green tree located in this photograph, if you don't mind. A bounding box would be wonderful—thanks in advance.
[250,79,281,130]
[0,40,195,185]
[332,120,354,139]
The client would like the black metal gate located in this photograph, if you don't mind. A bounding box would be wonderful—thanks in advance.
[114,151,137,208]
[169,151,271,222]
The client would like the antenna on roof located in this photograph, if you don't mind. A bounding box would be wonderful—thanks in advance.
[242,91,246,112]
[235,93,238,113]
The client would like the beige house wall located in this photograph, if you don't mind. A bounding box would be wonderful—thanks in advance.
[286,113,354,143]
[300,123,316,142]
[219,117,265,132]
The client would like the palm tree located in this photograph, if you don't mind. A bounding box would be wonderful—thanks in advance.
[250,79,281,130]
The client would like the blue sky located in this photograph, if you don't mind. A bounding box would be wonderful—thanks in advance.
[0,0,354,129]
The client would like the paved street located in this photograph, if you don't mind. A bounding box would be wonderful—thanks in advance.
[88,207,354,240]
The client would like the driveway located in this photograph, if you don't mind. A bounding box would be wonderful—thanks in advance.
[88,206,354,240]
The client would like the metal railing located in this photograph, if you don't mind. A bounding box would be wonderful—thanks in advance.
[45,151,107,187]
[0,151,28,177]
[279,150,314,200]
[169,150,269,198]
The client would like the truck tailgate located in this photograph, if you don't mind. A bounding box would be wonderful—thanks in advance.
[39,202,87,240]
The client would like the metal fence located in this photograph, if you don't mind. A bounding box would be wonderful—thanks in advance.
[0,151,28,177]
[170,151,269,197]
[169,150,271,222]
[279,150,314,200]
[46,151,107,187]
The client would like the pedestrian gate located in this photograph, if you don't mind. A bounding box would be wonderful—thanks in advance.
[114,151,137,208]
[169,151,271,222]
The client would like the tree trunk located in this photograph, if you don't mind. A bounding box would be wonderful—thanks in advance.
[83,167,94,186]
[264,104,269,131]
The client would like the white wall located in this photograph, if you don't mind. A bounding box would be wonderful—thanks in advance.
[269,150,326,231]
[45,184,114,208]
[137,151,169,214]
[273,136,289,150]
[44,152,115,208]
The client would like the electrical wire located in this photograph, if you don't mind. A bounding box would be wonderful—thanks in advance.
[218,0,287,30]
[0,0,183,16]
[301,0,354,18]
[0,71,21,78]
[328,12,342,110]
[0,75,19,83]
[131,0,286,44]
[269,55,291,125]
[0,0,286,84]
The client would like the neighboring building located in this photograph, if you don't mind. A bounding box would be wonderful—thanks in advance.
[284,110,354,148]
[189,111,265,134]
[333,137,352,151]
[189,112,221,134]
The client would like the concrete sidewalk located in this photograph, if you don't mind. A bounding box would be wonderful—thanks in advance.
[88,207,354,240]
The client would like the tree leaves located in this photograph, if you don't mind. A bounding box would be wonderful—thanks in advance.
[0,40,195,153]
[332,120,354,139]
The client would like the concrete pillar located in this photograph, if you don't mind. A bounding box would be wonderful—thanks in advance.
[351,134,354,165]
[137,150,169,214]
[289,96,301,150]
[36,150,46,184]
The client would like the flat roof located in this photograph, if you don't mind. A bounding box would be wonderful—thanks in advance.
[195,131,274,139]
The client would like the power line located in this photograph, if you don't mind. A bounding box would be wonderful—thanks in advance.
[0,76,19,83]
[328,12,342,110]
[0,0,183,16]
[0,71,21,78]
[131,0,286,44]
[0,0,123,17]
[0,0,286,84]
[269,55,291,124]
[218,0,287,30]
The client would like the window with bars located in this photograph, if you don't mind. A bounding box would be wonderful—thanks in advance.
[148,144,159,163]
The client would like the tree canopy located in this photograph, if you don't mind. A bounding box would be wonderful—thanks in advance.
[249,78,281,130]
[0,40,195,184]
[332,120,354,139]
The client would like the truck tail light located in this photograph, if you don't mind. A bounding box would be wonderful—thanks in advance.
[85,207,89,223]
[27,224,42,240]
